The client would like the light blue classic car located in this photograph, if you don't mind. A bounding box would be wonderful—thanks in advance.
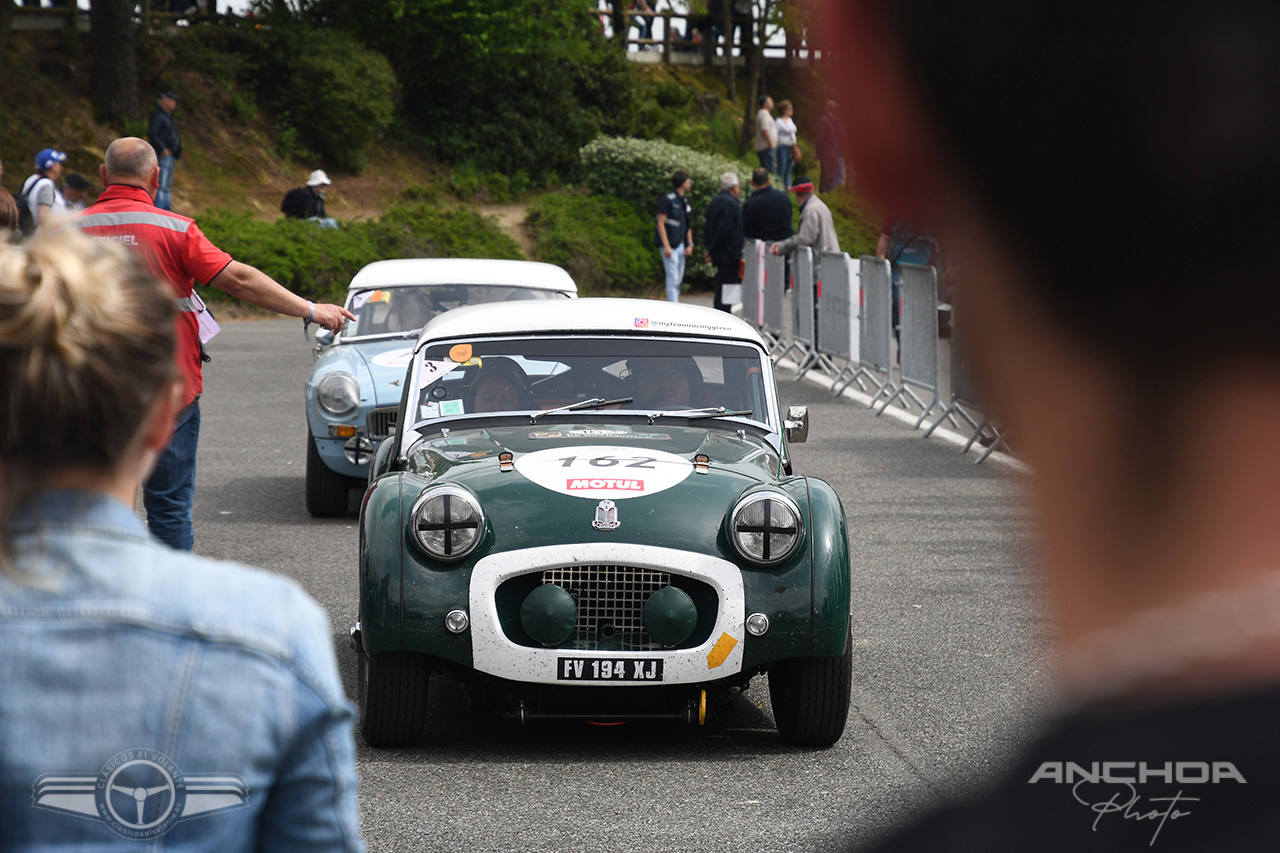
[304,259,577,516]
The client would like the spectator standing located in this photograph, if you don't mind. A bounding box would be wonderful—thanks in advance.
[0,227,364,850]
[742,166,794,243]
[775,100,799,188]
[754,95,778,173]
[281,169,338,229]
[61,172,90,212]
[702,172,744,313]
[19,148,67,233]
[876,216,938,343]
[654,170,693,302]
[770,177,840,256]
[0,191,19,242]
[629,0,653,46]
[148,90,182,211]
[77,137,354,552]
[815,99,845,193]
[828,2,1280,850]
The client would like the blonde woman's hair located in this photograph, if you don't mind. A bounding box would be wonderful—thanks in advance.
[0,225,177,560]
[776,100,793,115]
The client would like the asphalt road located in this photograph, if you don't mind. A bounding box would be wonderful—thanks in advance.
[194,316,1050,852]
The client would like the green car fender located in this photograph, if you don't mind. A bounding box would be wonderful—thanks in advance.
[359,473,405,653]
[801,476,852,658]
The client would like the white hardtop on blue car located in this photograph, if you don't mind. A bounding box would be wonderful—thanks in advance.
[304,258,577,517]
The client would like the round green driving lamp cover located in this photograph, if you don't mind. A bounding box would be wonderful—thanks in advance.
[642,585,698,647]
[521,583,578,646]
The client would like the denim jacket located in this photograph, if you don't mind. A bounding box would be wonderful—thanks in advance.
[0,491,364,851]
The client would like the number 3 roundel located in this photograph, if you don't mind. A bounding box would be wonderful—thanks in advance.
[512,445,693,500]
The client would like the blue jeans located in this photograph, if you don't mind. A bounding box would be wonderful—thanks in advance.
[156,153,175,210]
[757,147,776,174]
[144,399,199,551]
[660,248,686,302]
[776,143,794,188]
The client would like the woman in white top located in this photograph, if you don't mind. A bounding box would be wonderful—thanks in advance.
[775,100,798,189]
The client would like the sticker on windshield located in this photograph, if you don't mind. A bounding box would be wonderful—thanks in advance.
[513,445,692,500]
[449,344,473,363]
[370,348,414,368]
[420,399,465,420]
[419,359,458,385]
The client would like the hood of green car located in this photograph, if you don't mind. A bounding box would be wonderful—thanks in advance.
[401,421,787,555]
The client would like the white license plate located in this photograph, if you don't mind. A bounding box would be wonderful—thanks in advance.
[556,658,663,682]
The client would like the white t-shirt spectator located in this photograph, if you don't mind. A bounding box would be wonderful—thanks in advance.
[22,176,66,226]
[755,109,777,153]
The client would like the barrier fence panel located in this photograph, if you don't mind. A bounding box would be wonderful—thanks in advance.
[875,263,941,426]
[762,251,787,351]
[740,240,763,331]
[921,293,1009,462]
[816,250,856,390]
[845,256,896,406]
[784,248,823,378]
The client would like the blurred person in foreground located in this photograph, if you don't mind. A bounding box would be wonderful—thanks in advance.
[79,137,354,552]
[823,3,1280,850]
[0,228,363,850]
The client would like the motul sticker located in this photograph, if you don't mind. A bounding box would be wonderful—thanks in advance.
[513,445,692,499]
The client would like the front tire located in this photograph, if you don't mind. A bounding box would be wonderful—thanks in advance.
[767,631,853,747]
[358,650,430,747]
[306,436,353,517]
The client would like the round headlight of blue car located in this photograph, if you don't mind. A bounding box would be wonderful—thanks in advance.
[411,486,484,561]
[316,372,360,416]
[731,491,804,566]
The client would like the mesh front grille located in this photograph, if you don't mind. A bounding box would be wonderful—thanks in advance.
[367,407,397,439]
[542,565,671,650]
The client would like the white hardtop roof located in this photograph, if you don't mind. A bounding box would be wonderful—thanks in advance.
[347,258,577,293]
[416,297,767,348]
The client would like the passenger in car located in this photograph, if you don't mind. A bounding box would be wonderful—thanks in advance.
[626,357,710,409]
[388,288,433,332]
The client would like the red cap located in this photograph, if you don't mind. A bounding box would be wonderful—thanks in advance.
[790,182,814,193]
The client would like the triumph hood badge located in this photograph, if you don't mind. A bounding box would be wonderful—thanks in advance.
[592,499,621,530]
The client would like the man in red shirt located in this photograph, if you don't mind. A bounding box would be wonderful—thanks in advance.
[79,137,354,551]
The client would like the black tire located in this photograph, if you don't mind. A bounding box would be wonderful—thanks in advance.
[305,436,352,518]
[358,650,430,747]
[767,632,853,747]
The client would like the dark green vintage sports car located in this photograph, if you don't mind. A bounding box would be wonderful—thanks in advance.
[352,297,852,746]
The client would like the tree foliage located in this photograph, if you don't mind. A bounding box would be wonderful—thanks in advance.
[296,0,649,182]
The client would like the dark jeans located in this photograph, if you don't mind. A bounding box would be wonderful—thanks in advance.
[144,399,200,551]
[757,147,775,174]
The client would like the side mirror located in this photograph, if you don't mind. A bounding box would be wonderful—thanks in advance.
[315,328,335,347]
[784,406,809,443]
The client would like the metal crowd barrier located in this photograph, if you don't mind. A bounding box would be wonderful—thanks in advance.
[781,247,820,376]
[842,256,895,405]
[762,251,787,353]
[874,263,941,427]
[741,239,764,331]
[923,293,1009,461]
[815,250,856,388]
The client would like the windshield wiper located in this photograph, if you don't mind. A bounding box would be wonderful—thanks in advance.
[647,406,754,425]
[529,397,633,423]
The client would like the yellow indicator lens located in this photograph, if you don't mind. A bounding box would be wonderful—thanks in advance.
[706,632,738,669]
[334,425,357,438]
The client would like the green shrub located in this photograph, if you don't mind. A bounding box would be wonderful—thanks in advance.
[195,203,522,306]
[579,136,750,282]
[525,193,661,297]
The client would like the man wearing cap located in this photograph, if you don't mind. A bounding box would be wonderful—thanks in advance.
[742,167,793,243]
[19,148,68,232]
[148,91,182,211]
[61,172,91,212]
[281,169,338,229]
[78,137,355,552]
[769,176,840,256]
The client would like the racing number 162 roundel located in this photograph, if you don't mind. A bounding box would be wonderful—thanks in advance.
[513,446,692,500]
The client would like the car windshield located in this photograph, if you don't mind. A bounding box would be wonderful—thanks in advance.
[343,285,567,338]
[409,336,772,427]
